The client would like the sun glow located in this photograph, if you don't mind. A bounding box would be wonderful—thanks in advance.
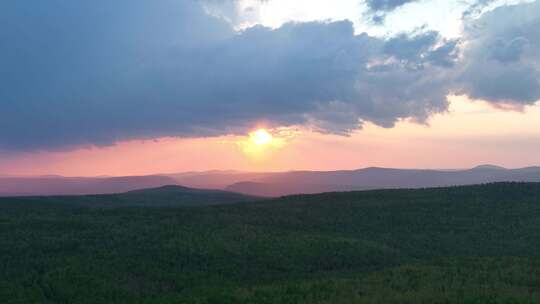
[250,129,273,146]
[220,127,302,161]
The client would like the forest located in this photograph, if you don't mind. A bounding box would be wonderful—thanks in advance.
[1,183,540,303]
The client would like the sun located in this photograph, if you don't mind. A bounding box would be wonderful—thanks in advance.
[233,127,299,159]
[250,129,273,146]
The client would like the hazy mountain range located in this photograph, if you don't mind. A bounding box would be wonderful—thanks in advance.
[0,175,176,196]
[2,165,540,197]
[222,165,540,196]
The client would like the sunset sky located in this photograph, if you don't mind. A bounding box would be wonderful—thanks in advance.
[1,0,540,176]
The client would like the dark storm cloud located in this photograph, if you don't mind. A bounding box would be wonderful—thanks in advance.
[0,0,539,151]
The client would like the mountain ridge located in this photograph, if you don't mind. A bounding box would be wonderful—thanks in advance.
[3,165,540,197]
[223,166,540,197]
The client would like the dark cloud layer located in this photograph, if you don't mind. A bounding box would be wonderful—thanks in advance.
[0,0,539,151]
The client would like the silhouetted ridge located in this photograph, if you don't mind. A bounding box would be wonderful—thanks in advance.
[127,184,194,193]
[472,164,506,170]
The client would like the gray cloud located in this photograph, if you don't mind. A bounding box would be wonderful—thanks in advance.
[0,0,456,151]
[366,0,419,12]
[462,0,497,19]
[364,0,420,23]
[489,37,529,63]
[382,31,459,67]
[0,0,539,151]
[456,0,540,104]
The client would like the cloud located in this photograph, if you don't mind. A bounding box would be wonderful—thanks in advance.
[462,0,497,19]
[366,0,419,12]
[364,0,420,23]
[0,0,457,151]
[0,0,538,151]
[383,30,459,67]
[455,0,540,105]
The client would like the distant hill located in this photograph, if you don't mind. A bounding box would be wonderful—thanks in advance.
[224,166,540,196]
[0,185,260,208]
[4,165,540,197]
[0,175,178,197]
[116,185,260,207]
[472,164,507,170]
[168,171,276,189]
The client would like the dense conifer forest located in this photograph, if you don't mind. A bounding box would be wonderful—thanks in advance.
[1,183,540,303]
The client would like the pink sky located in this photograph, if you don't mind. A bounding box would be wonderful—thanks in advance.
[2,96,540,176]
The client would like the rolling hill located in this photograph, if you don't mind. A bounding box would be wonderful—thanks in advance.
[0,185,260,208]
[1,182,540,303]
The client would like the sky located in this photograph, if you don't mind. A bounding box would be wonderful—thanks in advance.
[1,0,539,176]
